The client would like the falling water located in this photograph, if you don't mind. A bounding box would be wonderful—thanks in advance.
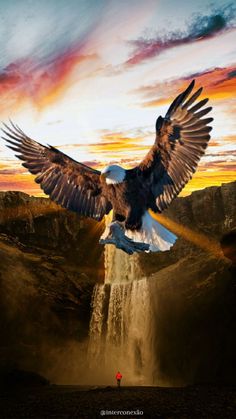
[88,245,156,385]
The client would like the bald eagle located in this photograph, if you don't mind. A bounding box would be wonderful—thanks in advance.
[2,80,213,254]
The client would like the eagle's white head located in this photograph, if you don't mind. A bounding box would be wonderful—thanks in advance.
[100,164,126,185]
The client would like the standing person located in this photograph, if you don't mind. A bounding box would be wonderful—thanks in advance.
[116,371,122,388]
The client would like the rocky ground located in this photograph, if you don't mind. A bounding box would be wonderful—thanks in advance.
[0,385,236,418]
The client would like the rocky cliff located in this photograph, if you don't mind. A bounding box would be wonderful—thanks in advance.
[138,181,236,385]
[0,191,104,383]
[139,181,236,274]
[0,182,235,385]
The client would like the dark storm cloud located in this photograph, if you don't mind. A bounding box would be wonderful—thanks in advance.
[125,4,236,66]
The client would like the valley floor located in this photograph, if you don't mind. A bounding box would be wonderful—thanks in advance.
[0,385,236,418]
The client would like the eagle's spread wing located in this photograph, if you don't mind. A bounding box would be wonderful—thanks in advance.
[2,121,111,220]
[138,80,213,212]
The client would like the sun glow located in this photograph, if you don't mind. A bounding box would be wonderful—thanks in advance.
[0,1,235,196]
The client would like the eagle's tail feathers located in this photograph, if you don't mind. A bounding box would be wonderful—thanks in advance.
[125,211,177,252]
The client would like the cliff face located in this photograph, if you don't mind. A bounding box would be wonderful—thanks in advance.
[0,191,104,265]
[0,191,104,383]
[139,181,236,274]
[0,182,235,385]
[137,181,236,385]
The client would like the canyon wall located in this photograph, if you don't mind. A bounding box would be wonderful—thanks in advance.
[0,191,104,383]
[0,181,235,385]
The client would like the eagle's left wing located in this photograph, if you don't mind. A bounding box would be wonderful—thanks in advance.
[2,121,111,220]
[137,80,213,212]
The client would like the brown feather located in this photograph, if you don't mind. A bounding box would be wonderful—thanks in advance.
[2,121,111,220]
[135,80,213,212]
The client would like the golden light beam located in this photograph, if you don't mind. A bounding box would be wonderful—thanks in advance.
[149,210,223,259]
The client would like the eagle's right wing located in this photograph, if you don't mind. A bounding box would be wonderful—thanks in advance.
[137,80,213,212]
[2,121,112,220]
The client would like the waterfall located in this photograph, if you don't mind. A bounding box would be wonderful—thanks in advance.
[88,244,156,385]
[104,243,142,283]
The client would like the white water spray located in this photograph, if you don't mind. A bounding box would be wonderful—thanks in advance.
[88,245,156,385]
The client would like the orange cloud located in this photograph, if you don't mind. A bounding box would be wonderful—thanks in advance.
[56,131,153,164]
[0,49,97,114]
[91,132,150,153]
[0,173,44,196]
[134,65,236,107]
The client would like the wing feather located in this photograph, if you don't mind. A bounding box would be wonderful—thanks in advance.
[137,80,213,211]
[2,121,111,220]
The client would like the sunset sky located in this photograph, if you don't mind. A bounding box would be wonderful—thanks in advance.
[0,0,235,196]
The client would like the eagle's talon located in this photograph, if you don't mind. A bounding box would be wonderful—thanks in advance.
[99,221,149,254]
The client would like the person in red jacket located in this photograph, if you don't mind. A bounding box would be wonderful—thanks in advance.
[116,371,122,387]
